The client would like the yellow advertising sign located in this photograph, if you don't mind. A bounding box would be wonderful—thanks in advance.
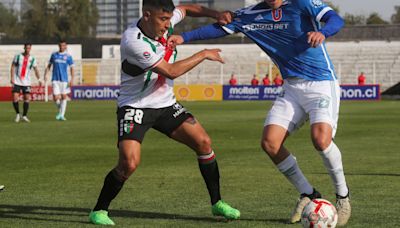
[174,85,222,101]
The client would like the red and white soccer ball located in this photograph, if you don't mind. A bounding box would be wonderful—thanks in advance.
[301,199,338,228]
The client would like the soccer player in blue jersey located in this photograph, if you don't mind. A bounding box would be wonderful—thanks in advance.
[168,0,351,226]
[44,40,75,121]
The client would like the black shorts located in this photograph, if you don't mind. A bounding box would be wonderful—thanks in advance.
[12,85,31,94]
[117,102,194,143]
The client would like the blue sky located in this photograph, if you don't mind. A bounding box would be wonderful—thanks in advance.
[330,0,399,21]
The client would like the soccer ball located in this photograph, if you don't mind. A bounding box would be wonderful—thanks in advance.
[301,198,338,228]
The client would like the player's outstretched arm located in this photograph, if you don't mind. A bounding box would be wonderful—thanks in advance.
[152,49,224,80]
[168,23,229,48]
[177,4,233,25]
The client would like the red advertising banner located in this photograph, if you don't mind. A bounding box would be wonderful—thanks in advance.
[0,86,52,101]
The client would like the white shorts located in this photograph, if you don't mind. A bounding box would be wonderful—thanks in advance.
[265,78,340,138]
[52,81,70,95]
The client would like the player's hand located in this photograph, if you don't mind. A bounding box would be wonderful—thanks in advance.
[167,35,184,49]
[307,32,325,48]
[10,80,14,85]
[216,11,234,25]
[69,82,73,88]
[202,49,224,64]
[38,80,43,87]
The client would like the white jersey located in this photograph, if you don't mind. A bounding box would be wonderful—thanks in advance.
[12,53,37,86]
[118,8,184,109]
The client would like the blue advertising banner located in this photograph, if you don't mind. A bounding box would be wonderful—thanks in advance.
[223,85,282,100]
[340,85,380,100]
[223,85,380,101]
[71,86,119,100]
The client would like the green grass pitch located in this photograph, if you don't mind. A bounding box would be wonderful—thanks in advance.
[0,100,399,227]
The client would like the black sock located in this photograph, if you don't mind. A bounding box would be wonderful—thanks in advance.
[93,169,125,211]
[23,102,29,116]
[13,102,20,114]
[198,153,221,205]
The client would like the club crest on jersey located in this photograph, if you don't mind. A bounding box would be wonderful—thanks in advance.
[272,9,283,22]
[312,0,323,7]
[143,51,151,59]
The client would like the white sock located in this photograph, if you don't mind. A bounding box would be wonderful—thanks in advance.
[55,99,61,113]
[319,142,348,197]
[277,154,314,195]
[60,100,67,116]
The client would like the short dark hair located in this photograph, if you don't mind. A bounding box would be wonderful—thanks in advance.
[59,40,67,44]
[143,0,175,12]
[24,43,32,47]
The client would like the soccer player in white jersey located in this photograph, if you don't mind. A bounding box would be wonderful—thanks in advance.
[10,43,41,123]
[169,0,351,226]
[88,0,239,225]
[44,40,75,121]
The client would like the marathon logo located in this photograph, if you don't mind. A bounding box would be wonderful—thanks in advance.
[72,86,120,100]
[340,85,380,100]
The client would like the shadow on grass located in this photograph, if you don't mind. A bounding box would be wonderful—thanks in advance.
[0,204,288,225]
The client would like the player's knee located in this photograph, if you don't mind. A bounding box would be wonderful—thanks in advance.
[261,138,280,156]
[117,160,139,180]
[312,137,332,151]
[197,135,212,154]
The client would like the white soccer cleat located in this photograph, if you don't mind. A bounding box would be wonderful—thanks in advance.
[336,194,351,226]
[0,185,4,191]
[15,114,21,123]
[22,116,31,123]
[290,189,321,223]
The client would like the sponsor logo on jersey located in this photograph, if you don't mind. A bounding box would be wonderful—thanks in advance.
[272,9,283,22]
[243,23,289,32]
[255,14,264,21]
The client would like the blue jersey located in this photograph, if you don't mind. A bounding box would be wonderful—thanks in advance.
[49,52,74,82]
[223,0,336,81]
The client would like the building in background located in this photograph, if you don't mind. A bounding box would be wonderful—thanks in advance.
[93,0,259,37]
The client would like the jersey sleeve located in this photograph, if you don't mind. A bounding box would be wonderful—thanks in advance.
[297,0,332,22]
[32,57,38,68]
[125,39,163,71]
[67,55,74,67]
[170,8,185,27]
[12,55,19,65]
[49,53,55,65]
[222,8,246,34]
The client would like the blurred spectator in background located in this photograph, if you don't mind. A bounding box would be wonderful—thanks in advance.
[229,73,238,86]
[273,74,283,86]
[262,74,270,85]
[358,72,366,85]
[251,74,259,86]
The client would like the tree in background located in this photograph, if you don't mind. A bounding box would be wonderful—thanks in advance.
[344,13,366,25]
[22,0,98,41]
[391,6,400,24]
[366,13,389,25]
[0,3,22,39]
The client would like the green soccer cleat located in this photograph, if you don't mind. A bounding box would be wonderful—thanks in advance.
[211,200,240,220]
[56,113,62,120]
[89,210,115,226]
